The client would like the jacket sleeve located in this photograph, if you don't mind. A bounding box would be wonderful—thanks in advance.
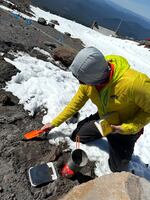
[51,85,89,127]
[121,74,150,134]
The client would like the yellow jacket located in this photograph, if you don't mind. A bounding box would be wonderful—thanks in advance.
[51,55,150,135]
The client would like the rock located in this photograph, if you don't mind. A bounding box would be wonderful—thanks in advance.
[30,48,49,61]
[54,61,67,71]
[0,93,13,106]
[8,3,17,10]
[52,47,77,67]
[38,17,47,25]
[0,41,28,57]
[0,106,27,124]
[11,193,15,198]
[10,24,14,28]
[0,58,20,88]
[44,41,57,49]
[61,172,150,200]
[145,43,150,48]
[138,41,145,46]
[64,32,71,37]
[45,181,57,197]
[0,52,4,56]
[48,22,55,28]
[138,40,150,49]
[50,19,59,25]
[0,186,3,193]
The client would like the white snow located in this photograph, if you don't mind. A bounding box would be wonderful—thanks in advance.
[1,5,150,179]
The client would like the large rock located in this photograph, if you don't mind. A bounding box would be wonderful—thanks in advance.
[52,47,78,67]
[0,58,20,88]
[61,172,150,200]
[38,17,47,25]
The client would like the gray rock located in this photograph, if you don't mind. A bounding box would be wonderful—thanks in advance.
[0,106,27,124]
[0,58,19,88]
[64,32,71,37]
[48,22,55,28]
[50,19,59,25]
[0,93,14,106]
[0,186,3,193]
[44,41,57,49]
[38,17,47,25]
[30,48,49,61]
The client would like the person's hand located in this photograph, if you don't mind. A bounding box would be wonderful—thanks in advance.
[41,123,55,132]
[111,125,123,134]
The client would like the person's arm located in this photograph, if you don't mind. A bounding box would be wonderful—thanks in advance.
[121,75,150,134]
[49,85,89,127]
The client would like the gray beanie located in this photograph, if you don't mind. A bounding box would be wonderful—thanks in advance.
[69,46,109,85]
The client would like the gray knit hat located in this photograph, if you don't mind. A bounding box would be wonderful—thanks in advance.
[69,46,109,85]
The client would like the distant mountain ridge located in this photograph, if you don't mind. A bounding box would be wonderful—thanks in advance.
[31,0,150,40]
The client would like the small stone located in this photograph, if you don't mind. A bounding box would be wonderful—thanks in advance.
[50,19,59,25]
[0,52,4,56]
[44,42,57,48]
[46,181,57,197]
[38,17,47,25]
[145,164,149,168]
[0,186,3,193]
[48,22,55,28]
[64,32,71,37]
[11,193,15,199]
[0,94,12,106]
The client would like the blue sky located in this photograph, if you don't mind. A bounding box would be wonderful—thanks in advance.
[110,0,150,19]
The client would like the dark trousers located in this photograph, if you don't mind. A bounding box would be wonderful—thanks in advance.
[71,112,142,172]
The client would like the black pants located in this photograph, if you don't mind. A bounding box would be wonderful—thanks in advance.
[71,112,142,172]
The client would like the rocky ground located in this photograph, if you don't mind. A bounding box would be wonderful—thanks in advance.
[0,1,96,200]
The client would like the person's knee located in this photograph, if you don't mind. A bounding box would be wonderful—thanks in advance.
[108,158,129,172]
